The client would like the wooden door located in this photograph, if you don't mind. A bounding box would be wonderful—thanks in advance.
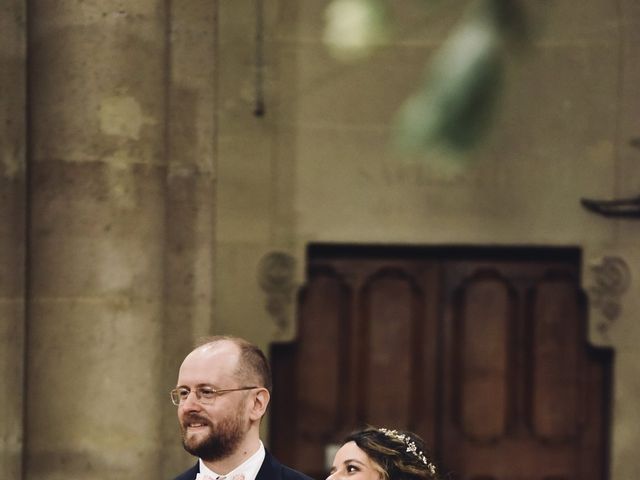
[440,257,611,480]
[270,246,611,480]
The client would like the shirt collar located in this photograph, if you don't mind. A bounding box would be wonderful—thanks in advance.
[198,441,266,480]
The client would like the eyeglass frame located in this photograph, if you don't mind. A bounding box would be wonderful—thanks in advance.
[170,385,261,406]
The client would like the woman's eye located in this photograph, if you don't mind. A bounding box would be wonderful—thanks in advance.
[346,465,359,473]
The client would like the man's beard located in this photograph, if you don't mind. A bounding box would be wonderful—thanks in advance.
[181,407,248,462]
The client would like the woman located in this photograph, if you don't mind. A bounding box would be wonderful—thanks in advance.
[327,427,441,480]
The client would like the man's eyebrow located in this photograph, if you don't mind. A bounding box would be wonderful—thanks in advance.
[175,383,216,389]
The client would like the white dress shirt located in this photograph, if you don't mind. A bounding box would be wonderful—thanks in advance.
[197,441,266,480]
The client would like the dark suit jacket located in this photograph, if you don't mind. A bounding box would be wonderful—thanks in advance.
[173,450,314,480]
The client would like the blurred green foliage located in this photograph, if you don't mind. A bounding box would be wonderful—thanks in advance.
[323,0,527,157]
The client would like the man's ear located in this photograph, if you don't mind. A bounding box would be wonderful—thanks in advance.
[249,388,270,421]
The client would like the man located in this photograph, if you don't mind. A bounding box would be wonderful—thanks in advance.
[171,335,313,480]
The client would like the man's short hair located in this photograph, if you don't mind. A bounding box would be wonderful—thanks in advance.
[195,335,273,392]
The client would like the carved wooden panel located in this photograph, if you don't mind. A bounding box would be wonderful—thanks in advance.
[295,267,350,470]
[454,270,514,442]
[529,275,583,441]
[360,269,422,426]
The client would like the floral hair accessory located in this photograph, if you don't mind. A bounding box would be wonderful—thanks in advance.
[378,428,437,475]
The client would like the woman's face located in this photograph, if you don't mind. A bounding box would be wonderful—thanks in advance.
[327,441,384,480]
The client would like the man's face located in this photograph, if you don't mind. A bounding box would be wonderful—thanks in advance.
[176,342,252,462]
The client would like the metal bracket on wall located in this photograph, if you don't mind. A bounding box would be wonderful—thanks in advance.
[580,195,640,218]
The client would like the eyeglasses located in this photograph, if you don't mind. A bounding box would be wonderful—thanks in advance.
[170,385,260,406]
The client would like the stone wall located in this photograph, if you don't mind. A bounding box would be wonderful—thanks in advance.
[0,1,216,479]
[1,1,640,479]
[214,1,640,479]
[0,0,26,478]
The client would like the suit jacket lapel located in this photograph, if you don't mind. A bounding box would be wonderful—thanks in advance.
[256,450,280,480]
[174,462,199,480]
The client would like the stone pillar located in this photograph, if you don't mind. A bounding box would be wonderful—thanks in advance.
[0,1,26,478]
[26,2,168,479]
[160,1,218,476]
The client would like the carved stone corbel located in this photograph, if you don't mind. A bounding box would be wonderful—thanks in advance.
[257,251,296,334]
[585,255,631,343]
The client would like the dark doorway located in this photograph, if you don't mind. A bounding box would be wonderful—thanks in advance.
[270,244,612,480]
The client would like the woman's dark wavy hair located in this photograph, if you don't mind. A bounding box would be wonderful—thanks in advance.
[344,427,441,480]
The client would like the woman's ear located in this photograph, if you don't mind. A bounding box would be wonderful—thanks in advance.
[249,388,270,421]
